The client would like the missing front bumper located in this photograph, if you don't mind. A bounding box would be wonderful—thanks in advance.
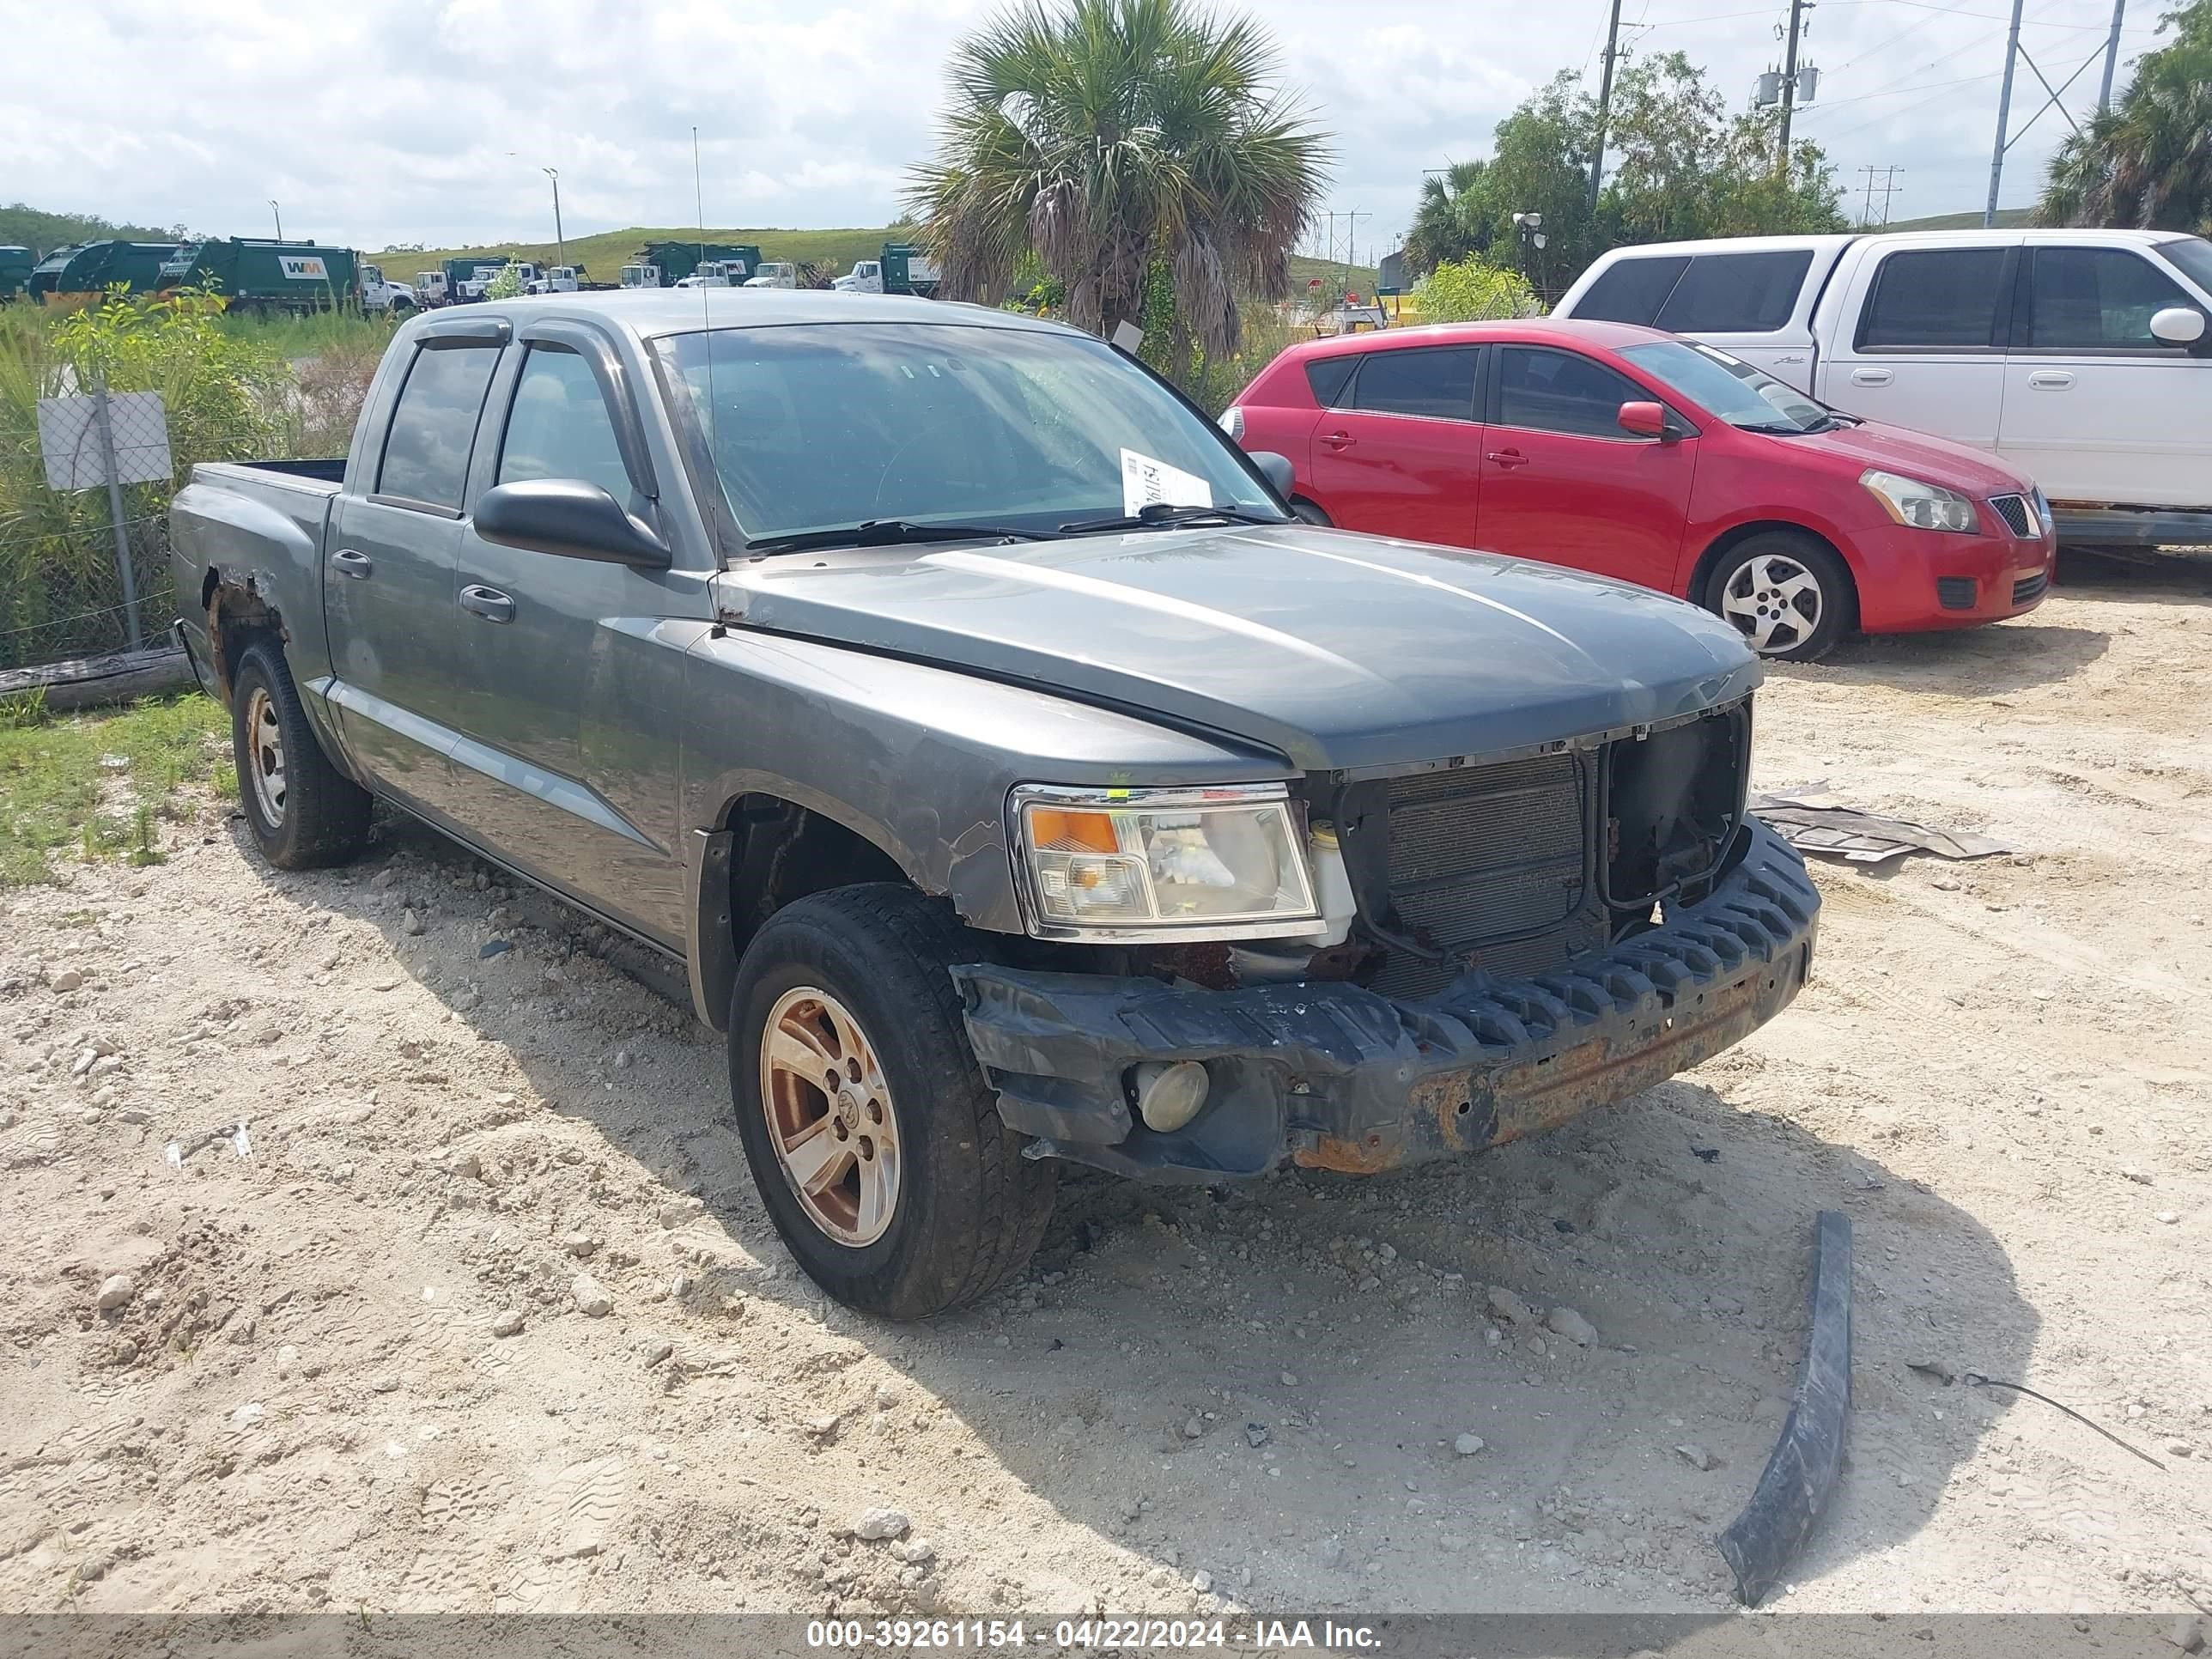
[952,819,1820,1182]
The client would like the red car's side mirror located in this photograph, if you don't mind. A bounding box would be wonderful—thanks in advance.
[1618,400,1670,441]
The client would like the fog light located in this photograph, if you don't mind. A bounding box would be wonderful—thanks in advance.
[1133,1060,1209,1133]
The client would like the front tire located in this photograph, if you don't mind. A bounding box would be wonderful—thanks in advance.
[229,641,374,869]
[729,884,1055,1319]
[1703,532,1855,662]
[1290,498,1333,526]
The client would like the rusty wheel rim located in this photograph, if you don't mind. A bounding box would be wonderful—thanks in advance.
[758,986,900,1247]
[246,685,287,826]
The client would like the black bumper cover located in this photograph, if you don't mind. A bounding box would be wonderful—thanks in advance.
[952,818,1820,1182]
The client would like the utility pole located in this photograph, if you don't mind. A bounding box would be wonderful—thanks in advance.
[1984,0,2026,226]
[543,166,564,270]
[2098,0,2127,110]
[1777,0,1808,172]
[1589,0,1626,211]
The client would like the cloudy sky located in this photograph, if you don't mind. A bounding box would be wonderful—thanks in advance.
[9,0,2170,258]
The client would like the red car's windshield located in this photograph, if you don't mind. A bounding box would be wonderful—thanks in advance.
[1620,338,1838,434]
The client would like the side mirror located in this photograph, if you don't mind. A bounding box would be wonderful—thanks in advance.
[1248,450,1297,498]
[1618,400,1671,441]
[2150,306,2207,346]
[473,478,671,568]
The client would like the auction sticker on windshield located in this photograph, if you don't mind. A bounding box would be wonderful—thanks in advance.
[1121,448,1213,517]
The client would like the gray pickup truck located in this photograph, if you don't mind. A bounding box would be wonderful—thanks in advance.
[169,292,1820,1318]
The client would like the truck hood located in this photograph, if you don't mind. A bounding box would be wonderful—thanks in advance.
[1789,417,2039,497]
[714,525,1759,771]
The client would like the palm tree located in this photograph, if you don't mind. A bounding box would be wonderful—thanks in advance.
[908,0,1330,358]
[1403,160,1488,276]
[2039,1,2212,234]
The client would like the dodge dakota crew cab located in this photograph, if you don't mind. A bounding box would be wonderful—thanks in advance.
[169,292,1820,1318]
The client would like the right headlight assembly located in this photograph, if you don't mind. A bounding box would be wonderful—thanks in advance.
[1011,782,1320,940]
[1861,468,1980,534]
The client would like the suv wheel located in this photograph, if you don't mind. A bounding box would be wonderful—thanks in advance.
[729,884,1055,1319]
[1704,532,1855,662]
[229,641,374,868]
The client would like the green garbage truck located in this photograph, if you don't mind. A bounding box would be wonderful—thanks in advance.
[160,238,359,314]
[634,241,763,286]
[0,246,33,303]
[28,240,183,306]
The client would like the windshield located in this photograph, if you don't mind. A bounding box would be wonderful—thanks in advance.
[654,322,1284,544]
[1619,337,1836,433]
[2157,235,2212,300]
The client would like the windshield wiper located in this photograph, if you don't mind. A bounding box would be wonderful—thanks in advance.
[744,520,1064,556]
[1058,501,1288,534]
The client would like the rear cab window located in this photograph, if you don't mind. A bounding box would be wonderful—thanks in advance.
[1654,251,1814,332]
[377,342,504,511]
[1856,247,2010,349]
[1573,255,1690,325]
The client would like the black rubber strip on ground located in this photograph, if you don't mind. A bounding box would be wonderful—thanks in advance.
[1717,1208,1852,1606]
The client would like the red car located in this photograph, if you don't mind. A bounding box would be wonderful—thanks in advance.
[1222,319,2055,660]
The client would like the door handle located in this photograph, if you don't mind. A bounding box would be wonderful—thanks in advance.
[1486,449,1530,468]
[1850,368,1894,386]
[459,585,515,624]
[1320,430,1356,450]
[2028,370,2075,389]
[330,548,373,579]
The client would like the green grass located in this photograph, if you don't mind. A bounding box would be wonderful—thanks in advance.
[0,690,234,884]
[1879,208,2035,232]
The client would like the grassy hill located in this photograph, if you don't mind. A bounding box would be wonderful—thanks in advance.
[379,223,1375,292]
[1879,208,2035,232]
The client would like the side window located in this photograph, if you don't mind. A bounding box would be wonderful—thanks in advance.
[1655,251,1814,333]
[496,344,634,503]
[1304,356,1358,408]
[2027,246,2195,349]
[1575,255,1689,325]
[1858,247,2008,349]
[377,343,503,510]
[1349,347,1477,419]
[1496,347,1644,439]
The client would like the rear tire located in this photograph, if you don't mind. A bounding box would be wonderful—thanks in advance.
[229,641,374,869]
[729,884,1055,1319]
[1702,532,1856,662]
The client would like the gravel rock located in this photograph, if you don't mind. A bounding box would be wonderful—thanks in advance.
[890,1538,935,1565]
[1279,1370,1299,1388]
[94,1273,136,1311]
[850,1506,910,1541]
[1182,1416,1204,1439]
[1674,1443,1715,1472]
[2167,1615,2203,1653]
[562,1231,602,1259]
[48,968,83,993]
[490,1310,525,1338]
[1546,1305,1599,1346]
[402,908,426,937]
[1455,1433,1487,1455]
[1190,1569,1213,1593]
[1317,1535,1346,1569]
[2154,1211,2180,1224]
[1244,1423,1271,1449]
[1486,1286,1537,1326]
[570,1274,612,1317]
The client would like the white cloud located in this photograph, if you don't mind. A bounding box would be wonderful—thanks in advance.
[1,0,2157,256]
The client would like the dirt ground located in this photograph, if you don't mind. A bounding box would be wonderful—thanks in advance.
[3,555,2209,1621]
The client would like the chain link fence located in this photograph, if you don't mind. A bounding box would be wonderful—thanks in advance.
[3,378,179,675]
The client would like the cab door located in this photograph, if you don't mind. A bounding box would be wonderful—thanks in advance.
[443,324,709,946]
[1303,343,1484,546]
[1820,240,2020,450]
[322,323,509,823]
[1474,344,1697,593]
[2000,243,2212,504]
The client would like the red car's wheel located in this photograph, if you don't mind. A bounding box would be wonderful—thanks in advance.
[1705,533,1856,662]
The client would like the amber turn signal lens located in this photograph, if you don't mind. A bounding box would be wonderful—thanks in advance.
[1027,808,1120,854]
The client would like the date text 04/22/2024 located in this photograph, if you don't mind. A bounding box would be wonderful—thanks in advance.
[803,1619,1382,1650]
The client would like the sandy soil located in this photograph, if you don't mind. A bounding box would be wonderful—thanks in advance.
[3,556,2208,1620]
